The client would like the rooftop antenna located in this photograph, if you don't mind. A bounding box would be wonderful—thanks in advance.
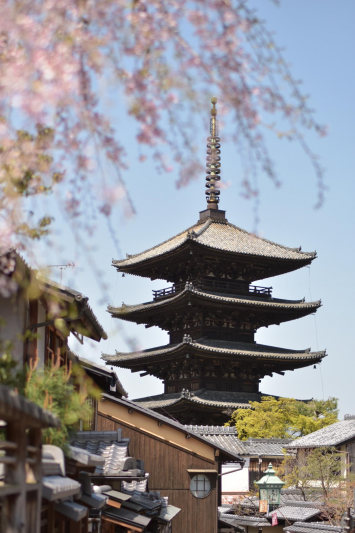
[205,97,221,209]
[47,262,75,284]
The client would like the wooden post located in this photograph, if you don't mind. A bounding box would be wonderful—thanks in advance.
[28,427,43,533]
[6,420,27,533]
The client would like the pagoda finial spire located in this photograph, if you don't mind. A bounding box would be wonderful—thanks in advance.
[205,97,221,209]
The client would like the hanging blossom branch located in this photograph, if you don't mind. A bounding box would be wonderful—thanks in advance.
[0,0,326,255]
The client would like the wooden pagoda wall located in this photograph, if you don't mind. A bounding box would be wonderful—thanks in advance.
[98,413,219,533]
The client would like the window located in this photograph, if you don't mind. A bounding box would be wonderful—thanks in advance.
[45,326,67,367]
[190,474,211,498]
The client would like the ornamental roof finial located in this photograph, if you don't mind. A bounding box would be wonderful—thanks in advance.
[205,97,221,209]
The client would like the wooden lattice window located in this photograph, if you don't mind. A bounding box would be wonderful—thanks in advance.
[45,326,67,367]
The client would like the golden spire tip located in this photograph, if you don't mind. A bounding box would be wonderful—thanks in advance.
[211,97,217,116]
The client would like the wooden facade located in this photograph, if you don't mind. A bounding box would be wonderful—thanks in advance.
[98,413,219,533]
[96,396,244,533]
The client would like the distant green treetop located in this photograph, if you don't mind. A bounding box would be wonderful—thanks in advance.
[226,396,338,441]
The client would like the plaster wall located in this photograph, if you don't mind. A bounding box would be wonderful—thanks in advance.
[222,458,250,494]
[0,294,26,364]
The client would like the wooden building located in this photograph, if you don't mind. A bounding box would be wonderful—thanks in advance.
[0,250,107,369]
[183,426,291,499]
[286,415,355,477]
[0,384,60,533]
[96,393,244,533]
[103,99,325,424]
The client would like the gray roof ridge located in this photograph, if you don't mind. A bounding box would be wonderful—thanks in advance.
[286,417,353,448]
[108,288,321,315]
[102,339,326,363]
[246,437,293,443]
[222,220,317,259]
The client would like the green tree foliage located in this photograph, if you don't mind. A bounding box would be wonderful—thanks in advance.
[226,396,338,440]
[0,354,101,449]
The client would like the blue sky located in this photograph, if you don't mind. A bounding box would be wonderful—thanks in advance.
[36,0,355,418]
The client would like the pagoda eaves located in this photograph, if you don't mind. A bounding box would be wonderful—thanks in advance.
[113,216,316,283]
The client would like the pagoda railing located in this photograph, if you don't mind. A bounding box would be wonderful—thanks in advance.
[152,279,272,300]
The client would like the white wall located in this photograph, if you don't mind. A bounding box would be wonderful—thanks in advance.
[222,458,250,494]
[0,294,26,365]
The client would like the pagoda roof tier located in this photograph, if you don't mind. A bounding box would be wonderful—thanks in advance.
[132,390,313,425]
[102,339,326,372]
[108,287,321,330]
[113,218,316,283]
[134,389,262,411]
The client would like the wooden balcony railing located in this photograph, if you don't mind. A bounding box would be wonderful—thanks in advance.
[152,279,272,300]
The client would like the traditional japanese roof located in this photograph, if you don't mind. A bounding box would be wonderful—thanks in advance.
[113,218,316,282]
[189,431,246,456]
[72,352,128,398]
[42,476,82,502]
[55,501,88,522]
[108,288,321,329]
[133,389,264,411]
[70,430,146,478]
[219,513,271,528]
[237,489,323,511]
[243,438,293,456]
[38,276,108,341]
[68,445,105,468]
[102,507,152,529]
[286,416,354,448]
[274,503,322,522]
[182,427,293,457]
[103,339,325,369]
[284,523,344,533]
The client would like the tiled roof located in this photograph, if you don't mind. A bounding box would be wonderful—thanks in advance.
[198,433,247,455]
[113,218,316,268]
[240,490,323,510]
[74,353,128,398]
[102,339,325,365]
[284,523,344,533]
[243,438,292,456]
[274,504,321,521]
[182,427,293,457]
[70,431,145,477]
[42,475,82,501]
[102,394,244,463]
[108,287,320,319]
[0,384,60,428]
[287,417,355,448]
[219,513,271,528]
[134,389,264,410]
[68,445,105,467]
[184,425,237,435]
[37,275,108,340]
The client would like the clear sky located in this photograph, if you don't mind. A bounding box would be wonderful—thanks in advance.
[35,0,355,419]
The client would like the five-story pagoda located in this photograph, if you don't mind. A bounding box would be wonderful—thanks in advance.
[103,98,325,425]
